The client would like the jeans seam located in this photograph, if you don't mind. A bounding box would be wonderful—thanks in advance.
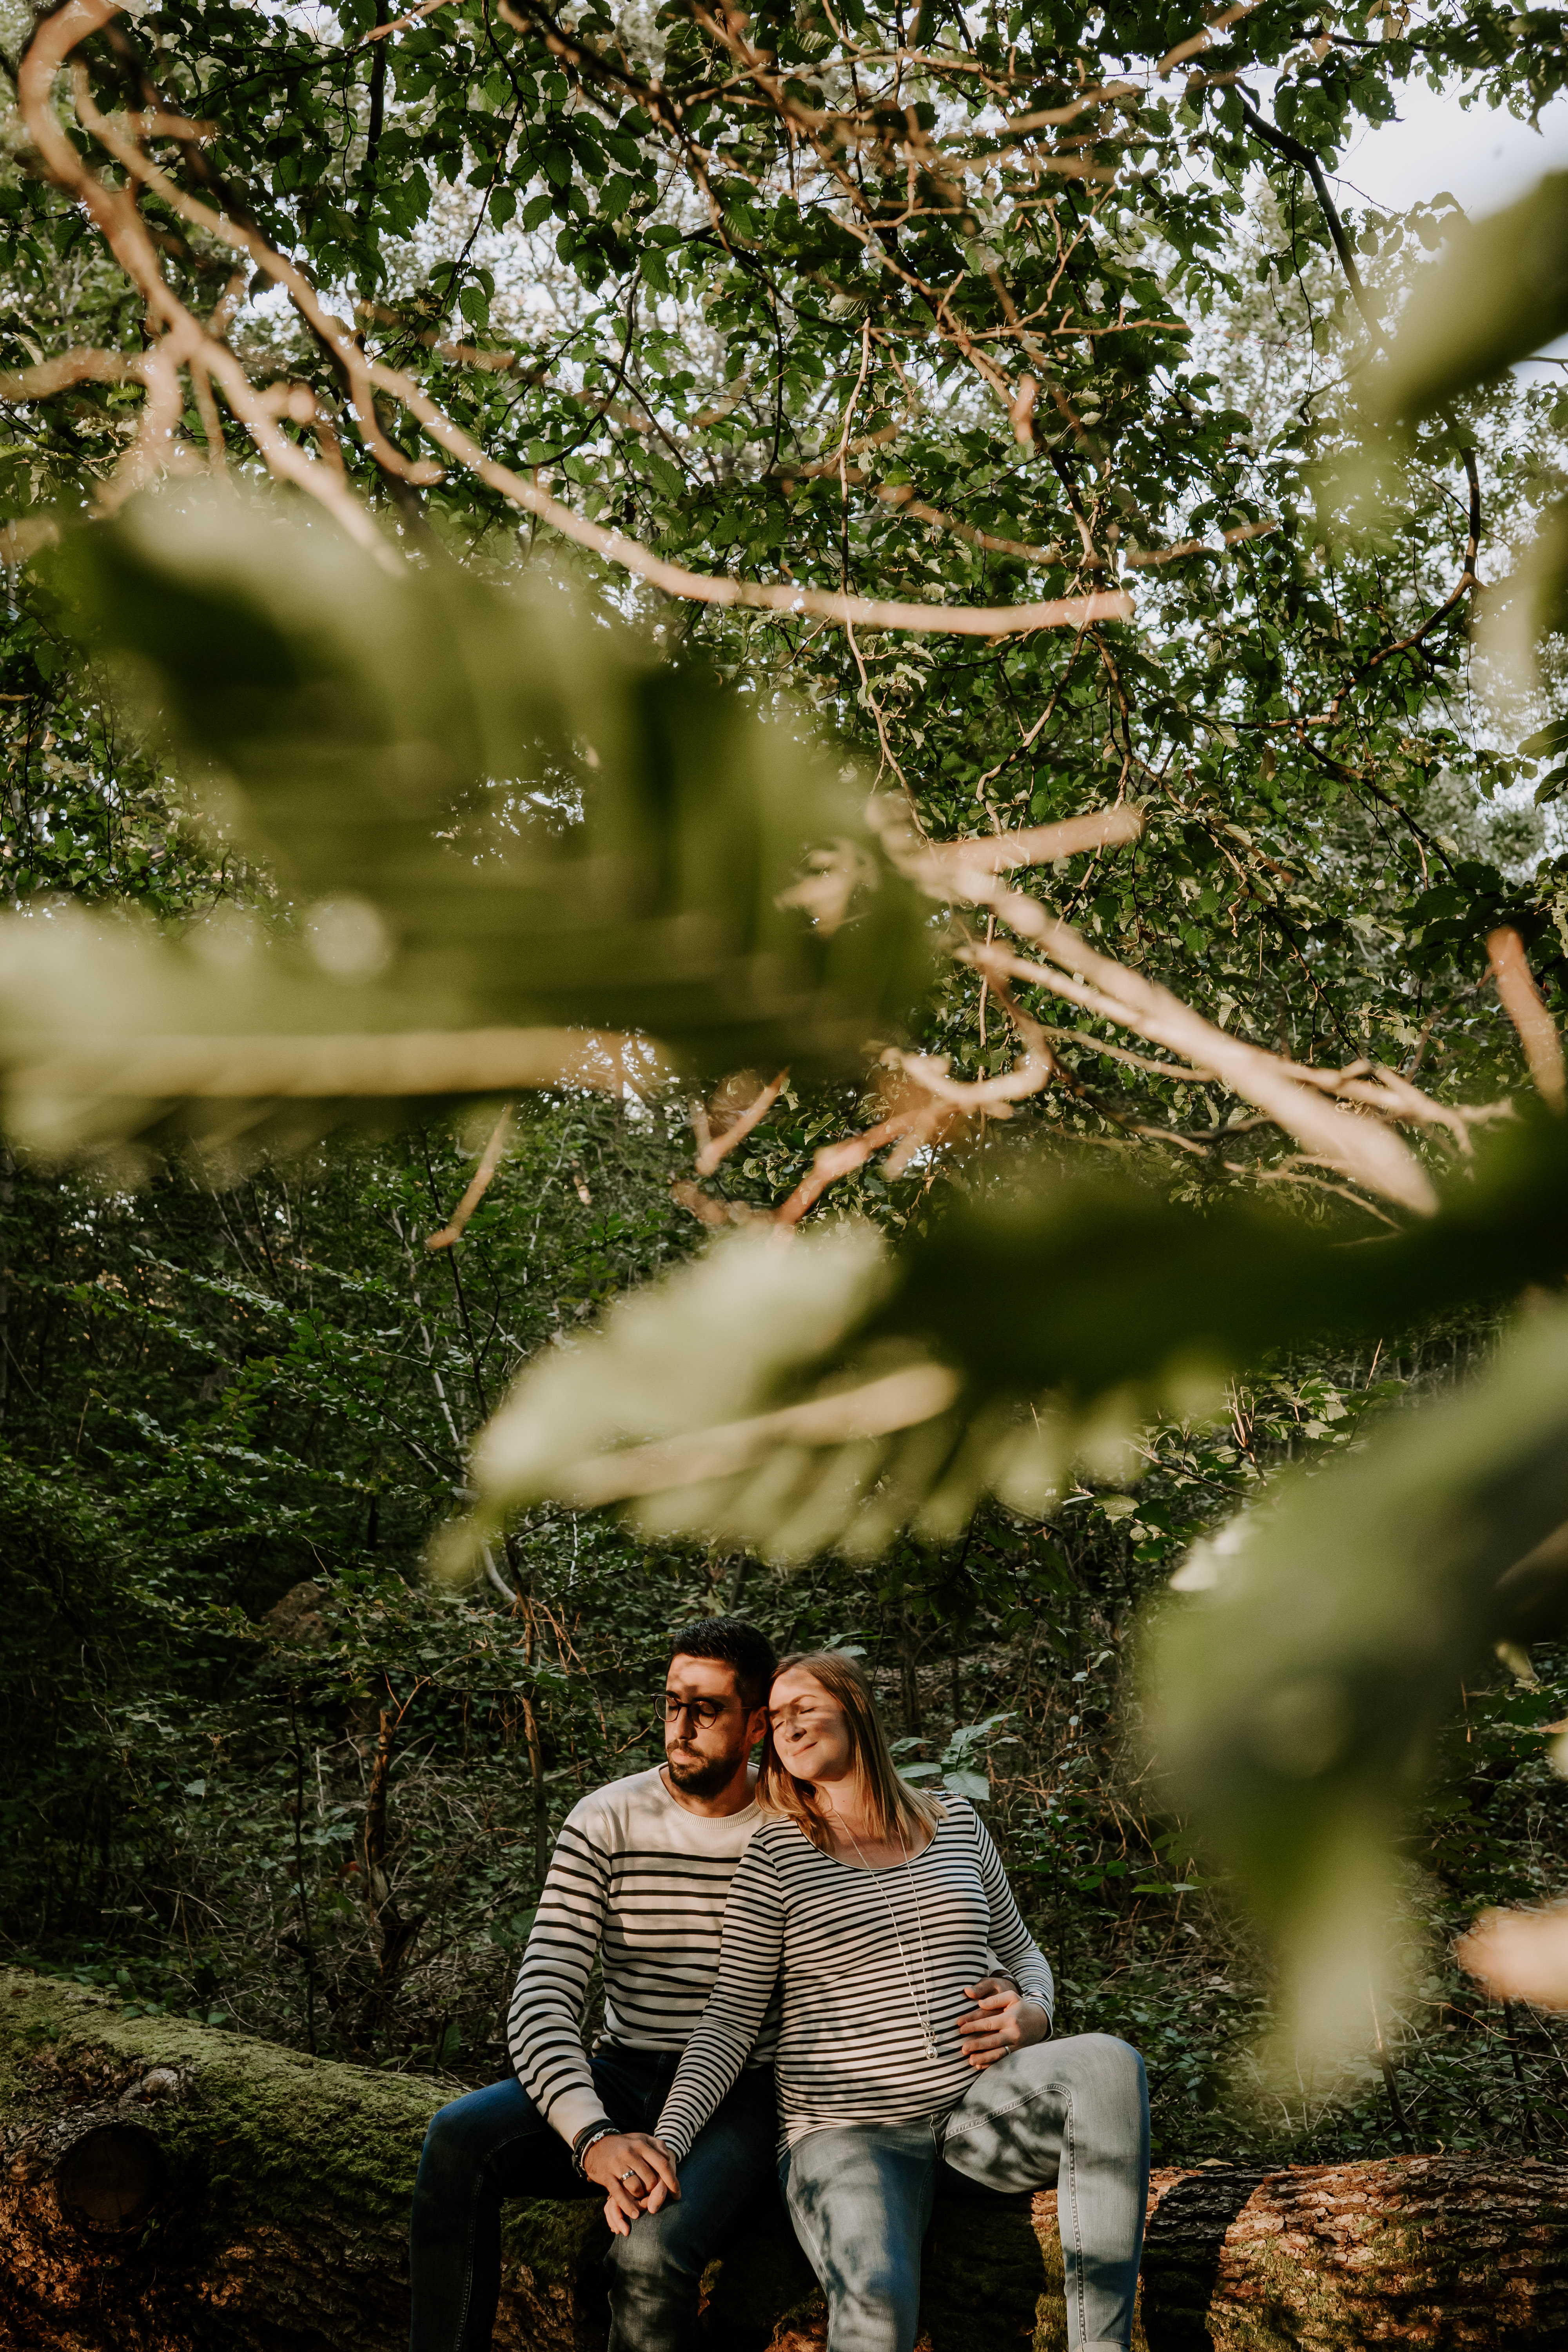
[1058,2088,1086,2352]
[454,2122,550,2352]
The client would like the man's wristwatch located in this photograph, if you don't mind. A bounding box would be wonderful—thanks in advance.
[572,2119,618,2178]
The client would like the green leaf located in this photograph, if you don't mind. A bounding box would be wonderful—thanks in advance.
[433,1117,1568,1573]
[1519,719,1568,759]
[644,452,685,501]
[17,488,932,1158]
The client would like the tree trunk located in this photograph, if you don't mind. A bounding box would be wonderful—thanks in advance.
[359,1707,423,2049]
[5,1968,1568,2352]
[898,1603,923,1735]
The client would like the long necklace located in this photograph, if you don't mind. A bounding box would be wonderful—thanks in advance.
[840,1815,939,2063]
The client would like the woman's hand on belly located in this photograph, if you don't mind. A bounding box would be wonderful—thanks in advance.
[955,1977,1050,2070]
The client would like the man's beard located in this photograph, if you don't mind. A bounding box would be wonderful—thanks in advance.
[666,1745,739,1798]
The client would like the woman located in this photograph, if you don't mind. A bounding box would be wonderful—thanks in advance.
[616,1650,1149,2352]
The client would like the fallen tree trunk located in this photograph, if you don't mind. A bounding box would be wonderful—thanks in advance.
[3,1968,1566,2351]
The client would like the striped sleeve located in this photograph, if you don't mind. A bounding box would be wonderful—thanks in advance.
[654,1838,784,2164]
[506,1818,614,2143]
[970,1808,1054,2022]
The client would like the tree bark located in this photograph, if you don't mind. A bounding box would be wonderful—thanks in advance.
[4,1969,1568,2352]
[359,1706,423,2047]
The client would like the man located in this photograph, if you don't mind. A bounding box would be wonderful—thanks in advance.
[408,1615,780,2352]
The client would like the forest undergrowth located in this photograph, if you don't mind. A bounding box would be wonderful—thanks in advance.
[3,1093,1564,2171]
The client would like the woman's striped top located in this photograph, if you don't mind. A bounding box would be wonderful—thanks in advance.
[655,1797,1054,2157]
[507,1766,779,2145]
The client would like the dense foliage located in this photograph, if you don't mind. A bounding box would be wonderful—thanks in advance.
[5,0,1568,2174]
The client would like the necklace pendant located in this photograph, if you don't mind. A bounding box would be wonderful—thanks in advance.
[926,2035,938,2061]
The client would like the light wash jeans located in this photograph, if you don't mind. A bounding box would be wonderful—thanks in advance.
[780,2034,1149,2352]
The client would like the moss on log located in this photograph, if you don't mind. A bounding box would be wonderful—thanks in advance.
[0,1965,440,2350]
[4,1969,1568,2351]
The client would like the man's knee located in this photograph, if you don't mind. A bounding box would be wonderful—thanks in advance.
[604,2203,710,2289]
[416,2080,537,2194]
[419,2092,485,2181]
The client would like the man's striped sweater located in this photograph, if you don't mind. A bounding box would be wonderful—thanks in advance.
[507,1765,780,2144]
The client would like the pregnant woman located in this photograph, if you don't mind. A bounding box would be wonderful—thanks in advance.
[624,1649,1149,2352]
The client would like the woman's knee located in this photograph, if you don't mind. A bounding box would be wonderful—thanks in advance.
[1053,2033,1148,2131]
[1086,2033,1147,2098]
[996,2031,1145,2116]
[1083,2031,1143,2063]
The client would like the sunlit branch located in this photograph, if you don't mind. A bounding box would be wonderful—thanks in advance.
[959,914,1439,1216]
[426,1106,516,1250]
[1488,927,1567,1115]
[374,354,1136,634]
[694,1070,790,1178]
[924,804,1143,877]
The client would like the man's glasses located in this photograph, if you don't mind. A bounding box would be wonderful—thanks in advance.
[661,1695,733,1728]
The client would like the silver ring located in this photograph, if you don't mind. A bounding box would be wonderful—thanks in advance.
[620,2169,639,2182]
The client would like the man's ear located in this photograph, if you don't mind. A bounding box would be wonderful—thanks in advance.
[746,1705,769,1751]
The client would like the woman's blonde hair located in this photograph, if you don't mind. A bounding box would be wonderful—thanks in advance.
[757,1649,943,1853]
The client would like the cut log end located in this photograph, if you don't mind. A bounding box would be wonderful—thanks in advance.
[54,2122,167,2234]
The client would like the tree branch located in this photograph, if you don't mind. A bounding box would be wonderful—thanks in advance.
[1238,96,1390,354]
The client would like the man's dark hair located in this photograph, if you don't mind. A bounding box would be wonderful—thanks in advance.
[668,1618,777,1713]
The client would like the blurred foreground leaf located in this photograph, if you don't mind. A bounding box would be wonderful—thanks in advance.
[1366,172,1568,425]
[1474,499,1568,705]
[435,1115,1568,1574]
[5,489,929,1163]
[1145,1299,1568,2071]
[1353,172,1568,702]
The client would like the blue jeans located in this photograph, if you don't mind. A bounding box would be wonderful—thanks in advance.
[780,2034,1149,2352]
[408,2049,778,2352]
